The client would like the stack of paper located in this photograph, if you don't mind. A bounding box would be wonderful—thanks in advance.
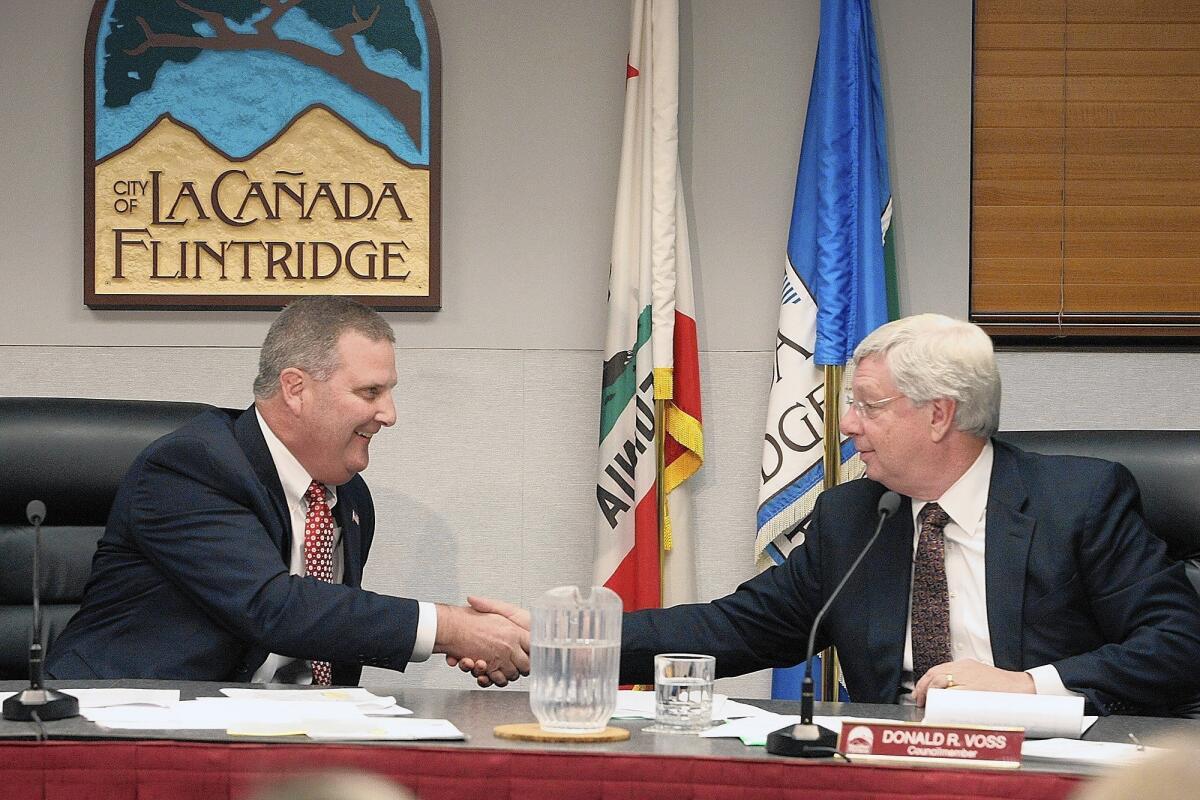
[1021,738,1159,768]
[65,687,464,741]
[924,688,1094,739]
[612,690,776,721]
[219,687,409,716]
[0,688,179,708]
[700,714,848,746]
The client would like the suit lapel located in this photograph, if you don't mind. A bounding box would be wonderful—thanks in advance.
[234,406,292,556]
[334,490,364,588]
[985,441,1035,671]
[866,497,915,701]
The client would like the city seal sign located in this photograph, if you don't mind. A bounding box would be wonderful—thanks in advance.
[85,0,441,310]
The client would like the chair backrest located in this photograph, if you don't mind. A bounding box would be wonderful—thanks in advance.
[0,397,216,679]
[996,430,1200,561]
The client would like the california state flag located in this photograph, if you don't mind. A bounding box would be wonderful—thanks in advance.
[595,0,703,611]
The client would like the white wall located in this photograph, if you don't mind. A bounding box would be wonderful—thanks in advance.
[2,1,1196,698]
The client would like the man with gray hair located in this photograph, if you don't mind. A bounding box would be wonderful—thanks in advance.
[49,296,528,687]
[604,313,1200,715]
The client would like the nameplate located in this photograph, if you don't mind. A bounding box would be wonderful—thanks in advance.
[838,720,1024,768]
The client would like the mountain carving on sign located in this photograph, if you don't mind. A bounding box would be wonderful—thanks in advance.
[103,0,424,149]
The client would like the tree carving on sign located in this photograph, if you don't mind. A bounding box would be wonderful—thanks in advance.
[104,0,424,149]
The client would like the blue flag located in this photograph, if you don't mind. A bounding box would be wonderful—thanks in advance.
[793,0,895,367]
[756,0,896,700]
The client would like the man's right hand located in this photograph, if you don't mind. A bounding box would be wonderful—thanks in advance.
[433,602,530,687]
[444,596,532,687]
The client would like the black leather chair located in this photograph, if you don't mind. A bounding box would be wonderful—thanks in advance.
[996,430,1200,564]
[0,397,215,679]
[997,430,1200,717]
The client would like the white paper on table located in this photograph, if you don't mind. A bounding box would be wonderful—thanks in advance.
[83,704,224,730]
[303,718,466,741]
[0,688,179,709]
[720,699,779,718]
[64,688,180,708]
[699,714,852,746]
[698,713,802,745]
[924,688,1085,739]
[612,690,661,719]
[361,704,415,717]
[613,691,771,721]
[1021,738,1160,768]
[83,698,368,731]
[219,687,409,715]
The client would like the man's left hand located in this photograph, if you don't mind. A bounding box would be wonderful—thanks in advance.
[913,658,1035,706]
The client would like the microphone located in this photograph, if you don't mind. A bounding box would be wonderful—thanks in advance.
[767,490,901,757]
[3,501,80,722]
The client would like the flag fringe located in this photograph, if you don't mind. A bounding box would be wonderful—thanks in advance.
[654,367,673,400]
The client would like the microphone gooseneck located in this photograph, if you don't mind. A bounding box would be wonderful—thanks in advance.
[3,501,80,723]
[768,490,901,758]
[27,500,46,687]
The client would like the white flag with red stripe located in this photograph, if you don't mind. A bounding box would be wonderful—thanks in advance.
[595,0,703,611]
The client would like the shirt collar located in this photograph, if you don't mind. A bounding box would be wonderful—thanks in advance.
[911,440,993,535]
[255,407,336,511]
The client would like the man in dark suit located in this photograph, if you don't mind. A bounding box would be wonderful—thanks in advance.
[465,314,1200,715]
[618,314,1200,715]
[48,297,528,686]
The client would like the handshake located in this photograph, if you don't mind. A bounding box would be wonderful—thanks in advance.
[434,596,531,687]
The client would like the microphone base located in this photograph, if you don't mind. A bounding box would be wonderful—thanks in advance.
[3,688,80,722]
[766,722,839,758]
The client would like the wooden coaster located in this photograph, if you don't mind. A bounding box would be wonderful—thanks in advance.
[493,722,630,743]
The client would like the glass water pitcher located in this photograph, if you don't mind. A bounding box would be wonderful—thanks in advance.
[529,585,623,733]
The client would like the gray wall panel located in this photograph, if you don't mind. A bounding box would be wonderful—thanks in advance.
[3,1,1194,701]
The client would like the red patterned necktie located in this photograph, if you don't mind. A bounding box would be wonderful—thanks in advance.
[911,502,952,683]
[303,480,335,686]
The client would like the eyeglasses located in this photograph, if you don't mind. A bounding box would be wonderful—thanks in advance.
[842,390,901,419]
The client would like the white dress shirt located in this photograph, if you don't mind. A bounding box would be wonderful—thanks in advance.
[251,409,434,684]
[899,441,1079,701]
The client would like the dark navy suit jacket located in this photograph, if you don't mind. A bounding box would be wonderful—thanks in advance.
[47,406,418,684]
[621,440,1200,715]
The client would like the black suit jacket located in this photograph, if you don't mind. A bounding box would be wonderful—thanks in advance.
[621,440,1200,715]
[47,407,418,684]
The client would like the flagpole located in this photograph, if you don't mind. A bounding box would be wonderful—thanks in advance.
[819,365,844,701]
[656,397,667,608]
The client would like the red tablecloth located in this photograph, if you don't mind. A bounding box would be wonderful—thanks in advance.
[2,740,1086,800]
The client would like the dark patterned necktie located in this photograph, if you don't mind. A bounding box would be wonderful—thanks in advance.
[911,502,952,682]
[303,480,335,686]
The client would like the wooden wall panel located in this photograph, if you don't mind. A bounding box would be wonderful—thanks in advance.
[974,154,1064,181]
[1067,102,1200,127]
[977,1,1067,24]
[972,284,1063,313]
[1065,206,1200,230]
[1068,50,1200,75]
[973,179,1063,205]
[1067,24,1200,49]
[1066,257,1200,282]
[1068,129,1200,153]
[974,258,1064,284]
[975,128,1065,153]
[975,231,1063,258]
[1065,284,1200,311]
[1064,180,1200,205]
[975,24,1066,50]
[972,0,1200,336]
[1066,155,1200,181]
[975,102,1066,128]
[1069,0,1200,22]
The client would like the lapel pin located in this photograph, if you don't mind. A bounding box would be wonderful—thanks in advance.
[351,509,360,526]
